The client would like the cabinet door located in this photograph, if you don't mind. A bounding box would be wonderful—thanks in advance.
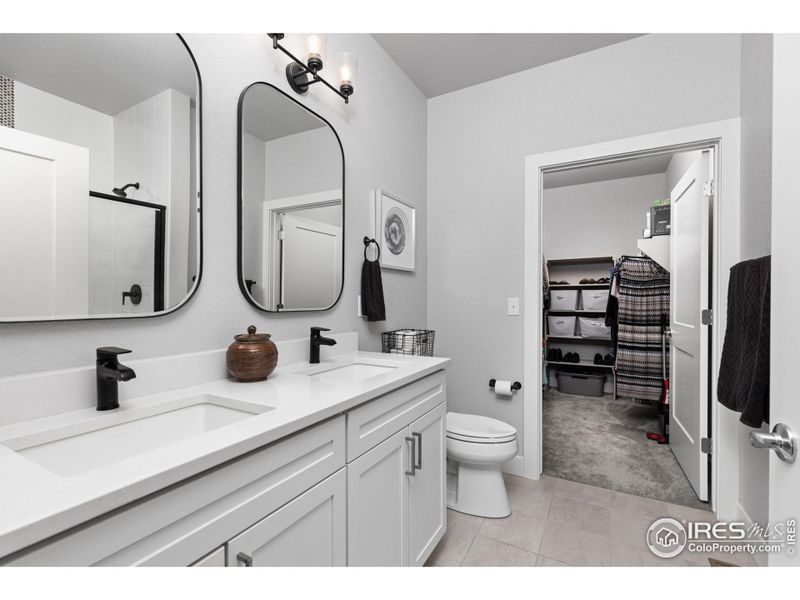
[347,428,411,566]
[407,402,447,566]
[227,469,346,567]
[191,546,226,567]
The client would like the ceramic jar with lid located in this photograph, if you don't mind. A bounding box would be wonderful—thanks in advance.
[226,325,278,382]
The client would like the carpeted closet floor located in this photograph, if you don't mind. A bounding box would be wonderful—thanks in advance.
[543,389,709,511]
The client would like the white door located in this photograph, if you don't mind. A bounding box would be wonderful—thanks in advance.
[669,150,712,501]
[347,429,410,566]
[766,34,800,566]
[407,402,447,566]
[279,213,342,310]
[0,127,89,319]
[227,469,346,567]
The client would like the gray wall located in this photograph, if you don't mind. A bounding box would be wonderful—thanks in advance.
[737,33,773,543]
[428,34,742,452]
[543,173,666,260]
[0,33,428,376]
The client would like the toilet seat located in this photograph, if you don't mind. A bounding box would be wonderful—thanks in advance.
[446,412,517,444]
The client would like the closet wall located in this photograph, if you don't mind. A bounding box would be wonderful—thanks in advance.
[542,173,665,260]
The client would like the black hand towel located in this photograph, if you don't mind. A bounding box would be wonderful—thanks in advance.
[361,256,386,322]
[717,256,770,427]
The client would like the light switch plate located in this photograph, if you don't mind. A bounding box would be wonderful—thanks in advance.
[357,294,365,318]
[507,297,520,316]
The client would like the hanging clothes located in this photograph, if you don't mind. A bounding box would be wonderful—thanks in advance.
[614,256,670,403]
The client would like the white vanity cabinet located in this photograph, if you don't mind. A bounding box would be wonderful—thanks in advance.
[346,373,447,566]
[227,469,347,567]
[1,368,448,567]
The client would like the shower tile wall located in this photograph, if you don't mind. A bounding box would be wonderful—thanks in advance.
[0,76,14,128]
[113,88,191,312]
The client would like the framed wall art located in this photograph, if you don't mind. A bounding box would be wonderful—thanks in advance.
[374,188,415,271]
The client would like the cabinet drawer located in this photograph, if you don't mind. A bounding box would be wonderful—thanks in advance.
[346,371,446,461]
[4,416,345,566]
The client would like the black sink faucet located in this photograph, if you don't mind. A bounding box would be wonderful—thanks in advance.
[96,347,137,411]
[309,327,337,364]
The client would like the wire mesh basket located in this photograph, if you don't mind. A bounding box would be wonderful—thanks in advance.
[381,329,435,356]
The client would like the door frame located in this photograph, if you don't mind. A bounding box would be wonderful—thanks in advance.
[522,118,741,519]
[260,189,342,311]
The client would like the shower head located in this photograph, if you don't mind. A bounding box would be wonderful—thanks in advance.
[112,182,140,198]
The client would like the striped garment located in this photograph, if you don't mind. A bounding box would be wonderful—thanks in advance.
[615,257,670,402]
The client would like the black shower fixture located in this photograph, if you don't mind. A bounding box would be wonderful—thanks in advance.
[112,182,140,198]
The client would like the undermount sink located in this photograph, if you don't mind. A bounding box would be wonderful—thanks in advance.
[303,360,400,382]
[2,395,271,477]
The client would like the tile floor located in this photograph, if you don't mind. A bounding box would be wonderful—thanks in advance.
[425,473,757,567]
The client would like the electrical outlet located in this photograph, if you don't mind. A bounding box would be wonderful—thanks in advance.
[508,297,520,316]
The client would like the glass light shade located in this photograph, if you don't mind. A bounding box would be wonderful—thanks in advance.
[338,52,358,87]
[305,34,327,61]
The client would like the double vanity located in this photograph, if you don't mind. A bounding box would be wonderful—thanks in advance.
[0,334,449,566]
[0,34,444,567]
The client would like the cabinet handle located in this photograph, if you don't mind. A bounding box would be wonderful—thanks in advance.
[405,436,416,476]
[412,432,422,470]
[237,551,253,567]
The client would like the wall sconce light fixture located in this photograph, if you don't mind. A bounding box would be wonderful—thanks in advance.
[267,33,356,104]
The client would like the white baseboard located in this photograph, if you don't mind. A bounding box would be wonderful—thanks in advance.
[502,455,524,477]
[736,501,769,567]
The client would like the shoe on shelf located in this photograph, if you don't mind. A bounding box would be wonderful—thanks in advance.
[604,353,615,366]
[579,278,597,284]
[597,277,610,284]
[593,353,603,365]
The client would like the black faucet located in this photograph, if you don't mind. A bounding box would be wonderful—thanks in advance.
[96,347,137,411]
[309,327,337,364]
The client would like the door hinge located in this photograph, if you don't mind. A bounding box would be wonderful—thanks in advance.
[701,309,713,326]
[702,179,715,197]
[278,229,286,240]
[701,437,712,455]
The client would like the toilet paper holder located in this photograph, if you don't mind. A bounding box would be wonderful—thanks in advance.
[489,379,522,391]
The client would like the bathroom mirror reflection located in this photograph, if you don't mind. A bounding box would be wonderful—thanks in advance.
[238,82,344,312]
[0,34,201,322]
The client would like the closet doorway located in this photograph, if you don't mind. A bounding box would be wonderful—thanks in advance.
[522,120,742,519]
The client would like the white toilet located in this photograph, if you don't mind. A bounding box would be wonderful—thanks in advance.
[446,412,518,518]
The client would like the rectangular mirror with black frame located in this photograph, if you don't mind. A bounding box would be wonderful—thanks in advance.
[0,33,202,321]
[237,82,344,312]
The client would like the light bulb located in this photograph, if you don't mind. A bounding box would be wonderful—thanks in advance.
[305,34,326,72]
[338,52,357,99]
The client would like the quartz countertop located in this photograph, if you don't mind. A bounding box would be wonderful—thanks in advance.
[0,351,449,559]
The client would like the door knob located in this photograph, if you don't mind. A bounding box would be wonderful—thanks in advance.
[749,423,796,464]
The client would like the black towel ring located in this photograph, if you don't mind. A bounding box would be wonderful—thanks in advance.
[363,236,381,262]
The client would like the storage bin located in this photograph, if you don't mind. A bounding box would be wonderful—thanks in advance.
[580,289,609,311]
[578,316,611,339]
[556,371,606,397]
[650,205,671,236]
[381,329,435,356]
[547,315,576,337]
[550,289,578,310]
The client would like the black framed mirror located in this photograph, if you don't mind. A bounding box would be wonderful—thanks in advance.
[237,82,344,312]
[0,34,202,322]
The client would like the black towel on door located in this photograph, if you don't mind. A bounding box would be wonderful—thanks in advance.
[717,256,770,427]
[361,258,386,322]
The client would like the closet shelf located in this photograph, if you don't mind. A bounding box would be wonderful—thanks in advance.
[546,335,613,345]
[548,284,609,290]
[546,309,606,316]
[546,256,614,267]
[545,360,614,370]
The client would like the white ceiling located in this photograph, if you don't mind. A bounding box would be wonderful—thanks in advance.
[543,154,673,189]
[371,33,644,98]
[241,83,327,142]
[0,34,198,115]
